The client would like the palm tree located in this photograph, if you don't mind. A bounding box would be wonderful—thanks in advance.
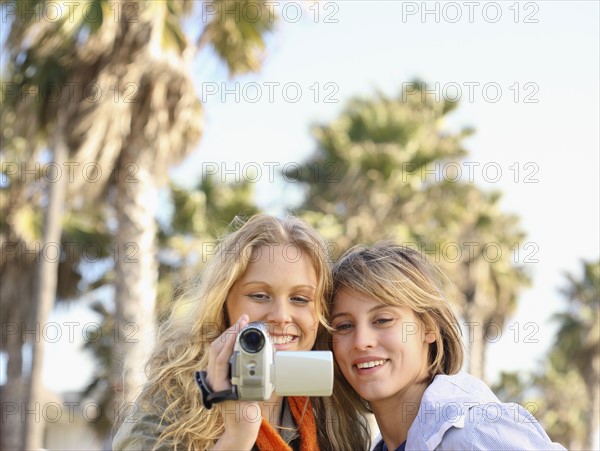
[554,259,600,449]
[290,84,529,380]
[490,260,598,448]
[289,83,471,254]
[421,183,530,380]
[83,175,259,440]
[156,176,259,321]
[535,352,589,448]
[492,365,588,449]
[1,80,52,449]
[0,181,33,449]
[491,261,599,448]
[3,0,275,448]
[0,154,112,449]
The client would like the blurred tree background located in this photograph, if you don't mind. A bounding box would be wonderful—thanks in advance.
[1,0,270,448]
[287,86,530,382]
[492,260,599,449]
[0,1,598,450]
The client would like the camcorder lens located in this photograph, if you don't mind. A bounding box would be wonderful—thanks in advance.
[240,328,265,353]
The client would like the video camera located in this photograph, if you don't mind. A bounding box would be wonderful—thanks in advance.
[195,321,333,404]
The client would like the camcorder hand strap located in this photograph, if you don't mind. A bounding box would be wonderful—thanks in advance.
[194,370,239,409]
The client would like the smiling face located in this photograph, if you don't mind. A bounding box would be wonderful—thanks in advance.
[331,288,436,405]
[226,245,319,351]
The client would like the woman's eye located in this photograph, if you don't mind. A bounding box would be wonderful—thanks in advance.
[248,293,270,301]
[333,323,352,333]
[374,318,394,326]
[291,296,311,304]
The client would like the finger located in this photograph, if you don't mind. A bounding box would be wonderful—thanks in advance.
[236,313,250,332]
[209,314,249,355]
[207,314,250,390]
[219,314,250,354]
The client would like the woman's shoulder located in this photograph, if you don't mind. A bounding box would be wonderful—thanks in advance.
[407,372,566,450]
[419,372,499,407]
[111,399,169,451]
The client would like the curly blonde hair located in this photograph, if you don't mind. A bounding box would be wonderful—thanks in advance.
[131,214,334,450]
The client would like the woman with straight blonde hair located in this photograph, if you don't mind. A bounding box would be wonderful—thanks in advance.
[112,213,352,450]
[325,242,565,451]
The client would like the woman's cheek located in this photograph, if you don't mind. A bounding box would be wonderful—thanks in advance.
[331,335,344,360]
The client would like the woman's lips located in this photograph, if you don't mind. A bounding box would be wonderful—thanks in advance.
[355,359,386,369]
[351,357,388,372]
[269,334,299,345]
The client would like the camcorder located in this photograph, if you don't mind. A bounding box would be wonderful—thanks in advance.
[195,321,333,405]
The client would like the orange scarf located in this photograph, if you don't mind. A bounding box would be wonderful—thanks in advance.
[255,397,319,451]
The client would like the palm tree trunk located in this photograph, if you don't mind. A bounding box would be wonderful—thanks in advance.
[24,116,68,449]
[465,307,486,381]
[584,355,600,449]
[112,145,158,409]
[0,257,36,450]
[1,301,25,449]
[0,282,26,450]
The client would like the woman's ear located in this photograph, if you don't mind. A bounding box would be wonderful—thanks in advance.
[424,330,437,344]
[421,315,438,344]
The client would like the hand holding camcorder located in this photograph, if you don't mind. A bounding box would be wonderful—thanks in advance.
[195,321,333,407]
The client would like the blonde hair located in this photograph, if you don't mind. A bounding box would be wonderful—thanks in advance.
[319,242,464,450]
[135,213,333,450]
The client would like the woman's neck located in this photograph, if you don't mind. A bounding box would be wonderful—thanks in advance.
[371,381,429,450]
[259,395,284,425]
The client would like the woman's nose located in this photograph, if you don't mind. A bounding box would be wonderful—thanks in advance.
[353,325,376,350]
[266,298,292,324]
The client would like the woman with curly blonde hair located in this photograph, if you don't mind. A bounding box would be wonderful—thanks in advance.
[112,213,355,450]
